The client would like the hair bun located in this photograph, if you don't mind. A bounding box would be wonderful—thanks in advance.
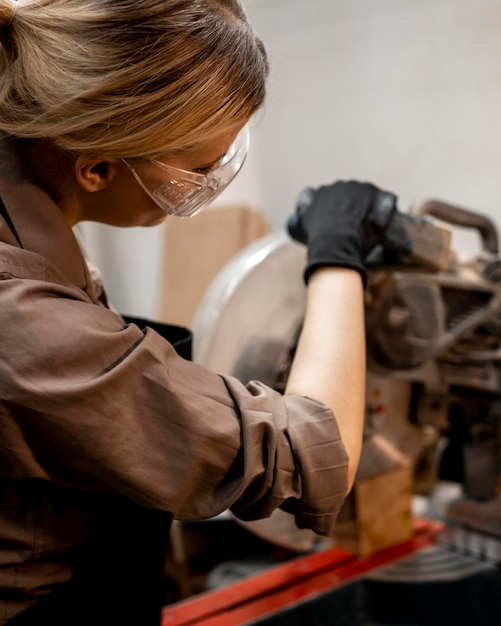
[0,0,17,34]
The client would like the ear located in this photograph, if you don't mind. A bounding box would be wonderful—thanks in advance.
[74,155,121,193]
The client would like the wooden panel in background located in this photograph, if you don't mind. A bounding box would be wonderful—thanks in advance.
[158,205,268,327]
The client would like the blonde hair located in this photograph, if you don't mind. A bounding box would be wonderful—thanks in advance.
[0,0,268,158]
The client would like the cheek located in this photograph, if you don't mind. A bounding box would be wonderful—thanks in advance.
[100,175,166,227]
[139,162,168,187]
[121,193,167,226]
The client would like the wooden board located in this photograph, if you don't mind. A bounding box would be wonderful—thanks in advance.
[158,205,268,326]
[333,466,414,557]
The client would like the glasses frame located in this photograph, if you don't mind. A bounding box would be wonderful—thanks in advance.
[122,125,250,218]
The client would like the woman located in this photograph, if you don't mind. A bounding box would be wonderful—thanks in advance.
[0,0,388,623]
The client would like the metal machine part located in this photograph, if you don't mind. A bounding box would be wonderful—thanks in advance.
[163,520,501,626]
[193,198,501,548]
[193,230,306,387]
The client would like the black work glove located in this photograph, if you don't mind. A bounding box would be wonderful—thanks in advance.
[287,180,397,284]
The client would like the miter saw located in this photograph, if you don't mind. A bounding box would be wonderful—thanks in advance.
[192,195,501,565]
[162,194,501,626]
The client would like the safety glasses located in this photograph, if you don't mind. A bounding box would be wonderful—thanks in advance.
[122,125,249,218]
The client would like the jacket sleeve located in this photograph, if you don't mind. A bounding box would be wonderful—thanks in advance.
[0,277,348,537]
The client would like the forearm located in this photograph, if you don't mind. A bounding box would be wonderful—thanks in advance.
[285,266,366,491]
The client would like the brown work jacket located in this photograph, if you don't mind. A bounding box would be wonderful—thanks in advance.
[0,141,348,624]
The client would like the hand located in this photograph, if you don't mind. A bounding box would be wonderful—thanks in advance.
[287,180,397,284]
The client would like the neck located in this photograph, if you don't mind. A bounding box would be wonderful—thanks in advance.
[8,138,81,225]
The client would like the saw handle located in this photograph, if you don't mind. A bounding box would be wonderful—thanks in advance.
[287,186,396,245]
[416,199,499,255]
[288,186,452,272]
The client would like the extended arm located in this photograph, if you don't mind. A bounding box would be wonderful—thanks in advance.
[285,266,365,491]
[284,180,397,493]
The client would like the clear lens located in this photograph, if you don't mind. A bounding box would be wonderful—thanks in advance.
[123,125,249,218]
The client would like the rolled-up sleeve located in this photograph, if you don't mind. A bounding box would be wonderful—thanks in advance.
[0,276,348,537]
[223,377,349,536]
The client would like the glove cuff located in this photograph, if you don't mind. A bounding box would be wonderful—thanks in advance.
[304,259,367,286]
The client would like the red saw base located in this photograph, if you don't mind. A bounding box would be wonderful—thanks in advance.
[162,518,443,626]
